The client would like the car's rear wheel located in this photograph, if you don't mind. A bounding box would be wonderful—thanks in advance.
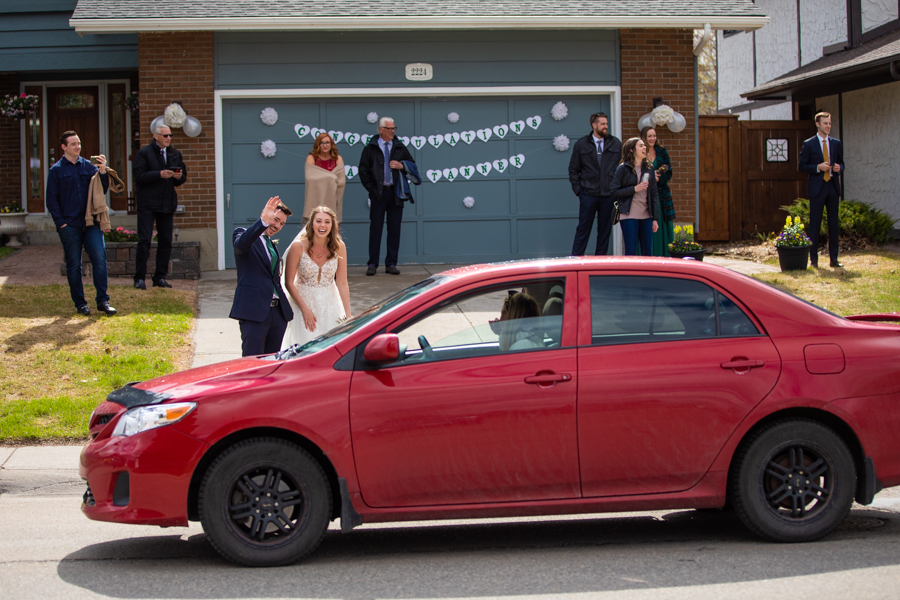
[731,419,855,542]
[198,438,332,566]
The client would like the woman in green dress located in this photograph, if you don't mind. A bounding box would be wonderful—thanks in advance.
[641,126,676,256]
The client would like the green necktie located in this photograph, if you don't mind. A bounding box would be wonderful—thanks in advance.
[264,236,280,297]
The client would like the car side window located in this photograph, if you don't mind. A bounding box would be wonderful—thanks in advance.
[588,276,757,345]
[392,279,566,364]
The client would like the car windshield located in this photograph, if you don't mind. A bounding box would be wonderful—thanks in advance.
[270,276,447,360]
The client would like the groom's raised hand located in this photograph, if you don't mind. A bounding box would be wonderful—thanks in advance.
[261,196,281,225]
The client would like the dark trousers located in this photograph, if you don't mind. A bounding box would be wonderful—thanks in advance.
[135,210,175,282]
[620,218,654,256]
[571,193,615,256]
[57,223,109,308]
[239,303,288,356]
[808,183,840,263]
[368,186,404,268]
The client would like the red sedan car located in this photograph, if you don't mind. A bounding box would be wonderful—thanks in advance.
[81,258,900,566]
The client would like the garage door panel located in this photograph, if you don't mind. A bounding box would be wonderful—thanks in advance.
[325,101,415,133]
[340,183,371,220]
[421,180,509,217]
[228,101,322,137]
[514,97,611,134]
[423,220,511,256]
[517,218,579,257]
[230,142,306,182]
[341,221,418,264]
[510,139,572,179]
[516,179,577,215]
[420,98,511,133]
[231,183,304,224]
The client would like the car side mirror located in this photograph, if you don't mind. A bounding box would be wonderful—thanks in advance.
[364,333,400,363]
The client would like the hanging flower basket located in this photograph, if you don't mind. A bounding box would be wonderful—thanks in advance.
[1,93,39,119]
[124,92,140,115]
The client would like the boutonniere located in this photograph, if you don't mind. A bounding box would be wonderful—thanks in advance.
[271,239,279,246]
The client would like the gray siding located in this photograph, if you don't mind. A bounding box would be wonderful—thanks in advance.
[216,30,618,89]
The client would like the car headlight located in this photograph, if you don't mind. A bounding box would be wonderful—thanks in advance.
[112,402,197,437]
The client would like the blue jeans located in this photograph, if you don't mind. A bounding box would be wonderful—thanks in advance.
[620,218,654,256]
[57,224,109,308]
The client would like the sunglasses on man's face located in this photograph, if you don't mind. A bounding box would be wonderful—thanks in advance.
[158,133,173,138]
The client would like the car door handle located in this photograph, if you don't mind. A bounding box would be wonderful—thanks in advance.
[721,359,765,370]
[525,373,572,385]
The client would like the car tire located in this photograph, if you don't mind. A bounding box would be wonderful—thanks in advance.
[730,418,855,543]
[198,438,332,566]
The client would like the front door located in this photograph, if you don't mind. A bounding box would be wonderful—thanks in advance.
[349,275,579,508]
[48,86,100,166]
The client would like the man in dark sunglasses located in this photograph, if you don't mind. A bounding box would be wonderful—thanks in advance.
[132,123,189,289]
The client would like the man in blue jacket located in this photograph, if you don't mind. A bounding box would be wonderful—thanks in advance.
[230,196,294,356]
[46,130,116,316]
[799,112,844,268]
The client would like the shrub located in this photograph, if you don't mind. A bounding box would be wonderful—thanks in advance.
[781,199,897,248]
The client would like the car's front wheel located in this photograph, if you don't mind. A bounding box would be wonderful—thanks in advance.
[731,419,855,542]
[198,438,332,566]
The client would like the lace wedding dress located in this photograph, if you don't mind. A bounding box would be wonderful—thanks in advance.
[281,250,345,349]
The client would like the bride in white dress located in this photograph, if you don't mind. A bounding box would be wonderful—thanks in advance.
[280,206,351,349]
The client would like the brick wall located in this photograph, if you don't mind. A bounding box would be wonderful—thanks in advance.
[138,32,215,230]
[0,72,21,208]
[620,29,696,224]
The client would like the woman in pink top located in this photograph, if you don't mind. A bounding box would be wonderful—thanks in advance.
[610,137,659,256]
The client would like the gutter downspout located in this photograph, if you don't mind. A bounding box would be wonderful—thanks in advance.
[693,23,712,56]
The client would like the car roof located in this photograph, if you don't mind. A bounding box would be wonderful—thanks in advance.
[436,256,734,279]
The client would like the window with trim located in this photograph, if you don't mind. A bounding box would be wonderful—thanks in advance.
[391,279,566,364]
[588,276,759,345]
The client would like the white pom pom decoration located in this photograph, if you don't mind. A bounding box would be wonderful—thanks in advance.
[367,112,379,124]
[163,103,186,128]
[260,107,278,126]
[463,196,475,209]
[447,112,460,124]
[551,101,568,121]
[651,105,675,126]
[553,134,570,152]
[260,139,276,158]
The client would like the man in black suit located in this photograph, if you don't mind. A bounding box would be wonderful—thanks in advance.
[132,124,188,289]
[230,196,294,356]
[568,112,622,256]
[799,112,845,268]
[359,116,416,276]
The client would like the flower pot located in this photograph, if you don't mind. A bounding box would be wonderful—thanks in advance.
[0,212,28,247]
[669,248,705,261]
[777,245,811,271]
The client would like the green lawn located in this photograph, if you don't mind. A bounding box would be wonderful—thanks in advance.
[0,284,196,442]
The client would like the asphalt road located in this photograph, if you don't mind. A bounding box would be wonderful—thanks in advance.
[3,447,900,600]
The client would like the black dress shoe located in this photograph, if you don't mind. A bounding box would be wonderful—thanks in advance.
[366,266,376,276]
[387,265,401,275]
[830,260,844,268]
[134,279,146,290]
[153,278,173,288]
[97,302,118,316]
[76,305,91,316]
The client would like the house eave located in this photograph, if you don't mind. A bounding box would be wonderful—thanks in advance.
[70,15,770,34]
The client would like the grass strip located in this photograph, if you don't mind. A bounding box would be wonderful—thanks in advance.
[0,283,196,442]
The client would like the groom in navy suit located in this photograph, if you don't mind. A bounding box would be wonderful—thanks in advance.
[230,196,294,356]
[799,112,844,268]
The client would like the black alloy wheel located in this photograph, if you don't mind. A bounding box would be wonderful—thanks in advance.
[199,438,332,566]
[731,419,855,542]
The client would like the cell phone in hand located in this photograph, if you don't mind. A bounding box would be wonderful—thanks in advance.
[90,156,101,165]
[642,173,650,183]
[172,167,182,174]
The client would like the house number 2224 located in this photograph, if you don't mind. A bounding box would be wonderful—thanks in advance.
[405,63,433,81]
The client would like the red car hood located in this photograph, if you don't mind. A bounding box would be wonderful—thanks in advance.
[132,357,282,398]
